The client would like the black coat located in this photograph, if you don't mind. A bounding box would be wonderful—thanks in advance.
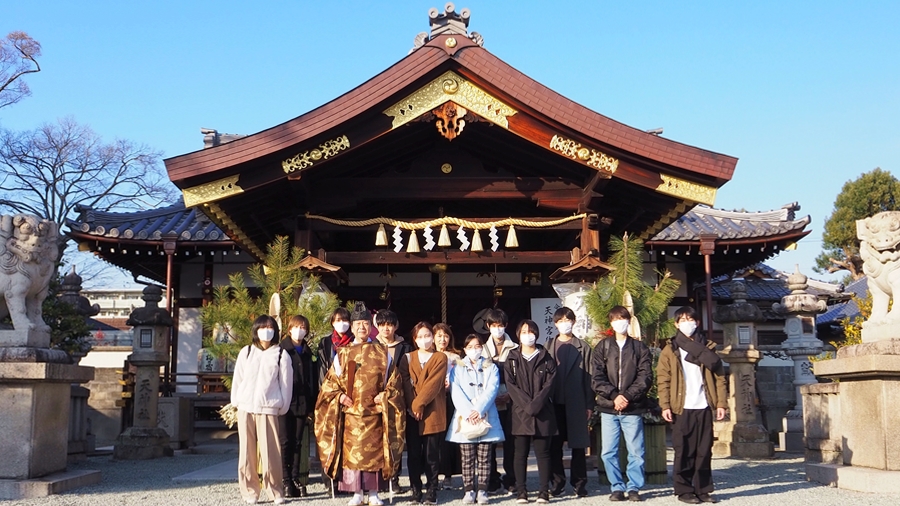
[590,336,653,415]
[504,346,558,437]
[280,337,317,417]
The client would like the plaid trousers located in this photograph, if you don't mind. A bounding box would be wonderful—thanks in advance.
[460,442,492,492]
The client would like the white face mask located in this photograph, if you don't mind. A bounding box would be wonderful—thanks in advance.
[519,333,537,347]
[333,321,350,334]
[416,337,434,351]
[465,348,482,362]
[290,327,307,341]
[556,321,573,335]
[611,320,630,336]
[489,326,505,339]
[678,321,698,337]
[258,328,275,342]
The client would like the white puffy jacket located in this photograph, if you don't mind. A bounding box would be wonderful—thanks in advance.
[231,344,293,416]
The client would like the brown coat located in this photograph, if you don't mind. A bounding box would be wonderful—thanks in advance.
[657,338,727,415]
[400,350,448,436]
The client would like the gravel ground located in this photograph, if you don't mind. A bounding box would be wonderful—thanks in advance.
[12,450,900,506]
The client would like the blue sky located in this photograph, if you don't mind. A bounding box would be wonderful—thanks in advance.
[3,1,898,286]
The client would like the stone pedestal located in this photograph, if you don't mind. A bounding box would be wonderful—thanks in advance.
[113,285,174,460]
[805,339,900,492]
[712,281,774,458]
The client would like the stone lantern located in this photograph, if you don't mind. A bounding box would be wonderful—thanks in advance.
[712,280,773,457]
[113,285,174,459]
[771,266,825,452]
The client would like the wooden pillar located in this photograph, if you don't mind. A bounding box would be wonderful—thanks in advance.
[699,234,718,340]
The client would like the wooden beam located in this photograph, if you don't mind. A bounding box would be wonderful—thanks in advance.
[315,178,583,201]
[325,250,571,265]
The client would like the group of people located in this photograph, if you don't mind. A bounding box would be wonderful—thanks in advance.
[231,302,727,506]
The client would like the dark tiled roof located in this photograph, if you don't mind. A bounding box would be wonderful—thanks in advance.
[819,276,867,323]
[66,203,227,242]
[650,204,810,242]
[708,264,843,301]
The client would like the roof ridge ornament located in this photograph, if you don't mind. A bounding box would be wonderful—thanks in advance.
[412,3,483,52]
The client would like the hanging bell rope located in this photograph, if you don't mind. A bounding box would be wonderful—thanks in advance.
[305,213,586,230]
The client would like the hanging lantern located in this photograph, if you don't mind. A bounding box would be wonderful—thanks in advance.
[407,230,421,253]
[438,224,452,248]
[471,229,484,252]
[375,224,388,247]
[505,224,519,248]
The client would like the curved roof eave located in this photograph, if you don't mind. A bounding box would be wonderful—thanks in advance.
[164,36,737,187]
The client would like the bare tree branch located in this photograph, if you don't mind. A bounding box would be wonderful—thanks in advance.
[0,117,179,269]
[0,31,41,109]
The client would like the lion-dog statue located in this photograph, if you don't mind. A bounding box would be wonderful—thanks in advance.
[0,214,59,335]
[857,211,900,333]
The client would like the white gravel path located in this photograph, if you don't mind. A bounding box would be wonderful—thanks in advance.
[10,450,900,506]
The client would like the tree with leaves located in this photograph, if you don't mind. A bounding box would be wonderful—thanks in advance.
[815,168,900,280]
[584,233,680,347]
[200,236,339,369]
[0,31,41,110]
[0,117,177,266]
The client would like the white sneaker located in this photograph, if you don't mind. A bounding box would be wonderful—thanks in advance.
[274,498,286,505]
[348,493,365,506]
[463,491,476,504]
[476,490,489,504]
[368,493,384,506]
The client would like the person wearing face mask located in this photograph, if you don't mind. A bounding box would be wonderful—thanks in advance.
[231,315,293,505]
[591,306,652,502]
[447,334,505,505]
[433,323,462,489]
[481,308,518,495]
[318,307,353,387]
[504,319,557,505]
[657,307,726,505]
[315,302,406,506]
[278,315,317,498]
[399,322,448,505]
[544,307,593,498]
[373,309,412,495]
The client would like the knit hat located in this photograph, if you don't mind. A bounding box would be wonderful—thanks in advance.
[350,301,371,322]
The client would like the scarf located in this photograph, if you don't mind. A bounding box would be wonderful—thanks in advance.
[674,331,722,372]
[331,330,352,349]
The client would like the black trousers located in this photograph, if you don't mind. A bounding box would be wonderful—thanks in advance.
[279,413,308,479]
[549,404,587,494]
[672,408,714,496]
[407,425,442,492]
[489,408,516,489]
[514,435,551,494]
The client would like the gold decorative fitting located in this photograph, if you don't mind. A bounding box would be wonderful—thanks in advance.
[445,37,457,48]
[282,135,351,174]
[434,102,467,140]
[441,163,453,174]
[384,70,517,129]
[549,135,619,174]
[655,174,717,206]
[182,175,244,207]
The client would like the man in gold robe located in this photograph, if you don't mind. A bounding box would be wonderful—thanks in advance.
[315,302,406,506]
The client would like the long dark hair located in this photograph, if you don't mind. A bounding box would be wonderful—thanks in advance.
[250,314,279,349]
[433,323,459,355]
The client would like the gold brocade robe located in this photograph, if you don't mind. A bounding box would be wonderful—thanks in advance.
[314,341,406,480]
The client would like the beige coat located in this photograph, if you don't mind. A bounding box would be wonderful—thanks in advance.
[400,350,448,435]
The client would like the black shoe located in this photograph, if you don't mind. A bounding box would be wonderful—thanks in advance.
[575,489,588,498]
[696,493,717,504]
[411,488,423,503]
[627,491,641,502]
[678,494,702,504]
[516,492,528,504]
[393,478,406,494]
[283,478,300,498]
[536,492,550,504]
[486,482,502,494]
[424,489,438,505]
[293,479,308,497]
[609,491,626,502]
[549,485,564,497]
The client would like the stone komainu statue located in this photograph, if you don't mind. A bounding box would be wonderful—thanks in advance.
[857,211,900,327]
[0,214,59,333]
